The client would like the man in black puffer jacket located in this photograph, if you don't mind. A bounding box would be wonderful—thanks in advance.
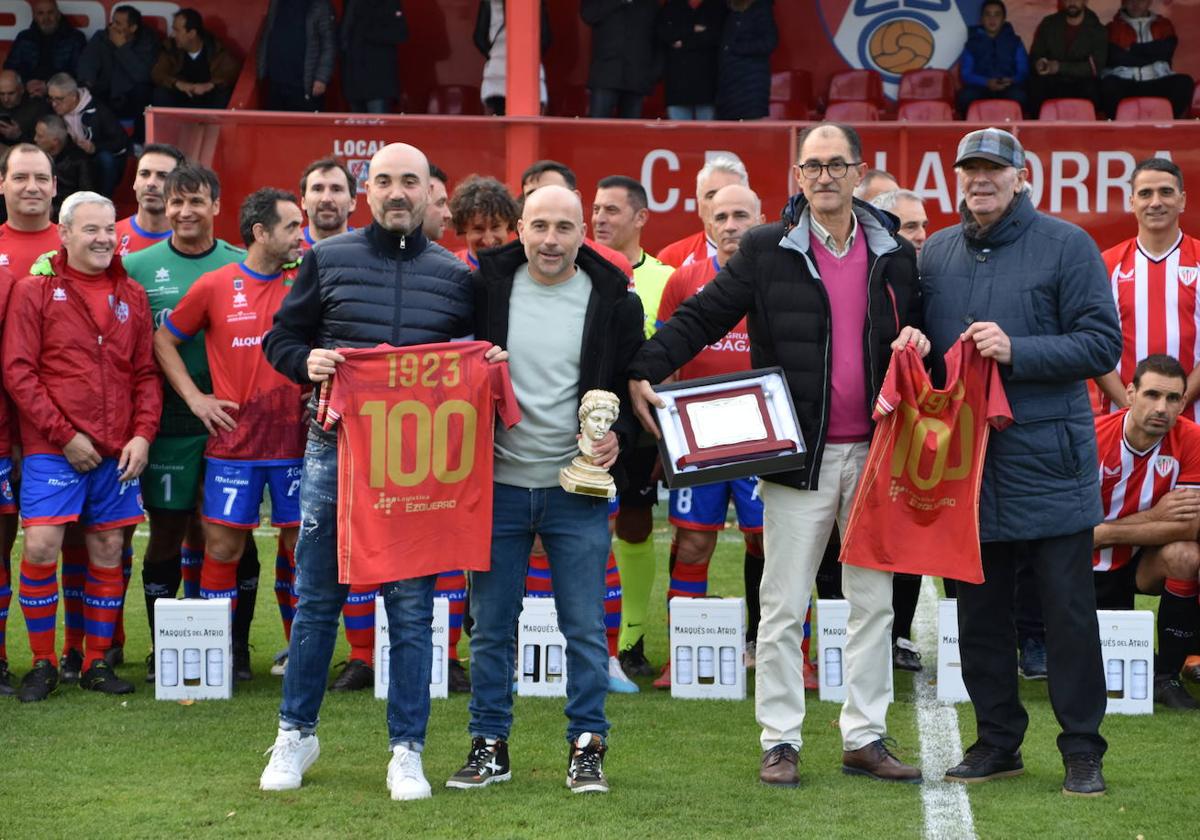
[262,142,498,799]
[630,123,924,788]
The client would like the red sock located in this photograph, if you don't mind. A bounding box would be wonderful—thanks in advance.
[0,554,10,661]
[199,554,238,616]
[61,542,88,655]
[802,604,812,663]
[667,557,710,601]
[180,542,203,599]
[435,570,466,662]
[604,550,621,658]
[275,539,297,641]
[525,551,553,597]
[112,544,133,647]
[18,557,58,664]
[83,563,125,670]
[343,585,377,664]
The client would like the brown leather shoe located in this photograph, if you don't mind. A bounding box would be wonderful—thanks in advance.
[842,739,922,784]
[760,744,800,787]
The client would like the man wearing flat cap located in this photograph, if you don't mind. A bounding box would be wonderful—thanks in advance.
[919,128,1121,797]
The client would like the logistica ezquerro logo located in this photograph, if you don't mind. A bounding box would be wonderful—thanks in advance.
[820,0,981,99]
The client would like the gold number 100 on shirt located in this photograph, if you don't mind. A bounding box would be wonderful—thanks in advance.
[360,399,477,488]
[889,402,974,491]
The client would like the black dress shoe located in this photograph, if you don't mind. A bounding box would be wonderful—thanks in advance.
[892,642,923,673]
[944,742,1024,783]
[1062,752,1105,797]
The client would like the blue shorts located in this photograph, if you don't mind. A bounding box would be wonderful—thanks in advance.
[202,458,303,529]
[607,497,619,520]
[669,477,763,532]
[19,454,144,531]
[0,456,15,514]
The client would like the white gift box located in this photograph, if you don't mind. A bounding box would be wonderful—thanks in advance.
[375,596,450,700]
[669,597,746,700]
[816,599,893,703]
[516,596,568,697]
[154,598,231,701]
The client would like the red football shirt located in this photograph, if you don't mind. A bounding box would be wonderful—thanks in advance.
[115,216,172,257]
[657,256,750,380]
[322,341,520,585]
[657,229,711,269]
[1093,410,1200,571]
[0,223,62,276]
[1102,233,1200,419]
[165,261,306,461]
[0,266,14,456]
[840,340,1012,583]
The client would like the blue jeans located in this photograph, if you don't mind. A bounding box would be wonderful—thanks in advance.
[278,434,438,749]
[468,483,611,743]
[667,104,715,121]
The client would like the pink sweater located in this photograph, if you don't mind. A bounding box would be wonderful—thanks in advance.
[812,233,872,443]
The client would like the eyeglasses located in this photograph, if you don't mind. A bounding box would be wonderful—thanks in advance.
[798,160,862,180]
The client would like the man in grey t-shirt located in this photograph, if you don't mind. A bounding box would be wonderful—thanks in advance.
[448,185,644,795]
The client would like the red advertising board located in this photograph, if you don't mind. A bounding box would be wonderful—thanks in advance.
[147,108,1200,256]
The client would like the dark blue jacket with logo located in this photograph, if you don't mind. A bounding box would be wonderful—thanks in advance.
[918,191,1121,542]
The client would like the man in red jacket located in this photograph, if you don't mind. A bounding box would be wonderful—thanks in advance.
[2,190,161,702]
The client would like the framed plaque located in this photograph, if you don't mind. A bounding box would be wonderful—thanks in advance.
[651,367,806,489]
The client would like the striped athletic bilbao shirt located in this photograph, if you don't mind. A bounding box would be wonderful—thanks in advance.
[1102,232,1200,419]
[1093,409,1200,571]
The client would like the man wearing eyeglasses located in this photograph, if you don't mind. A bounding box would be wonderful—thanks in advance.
[628,122,923,787]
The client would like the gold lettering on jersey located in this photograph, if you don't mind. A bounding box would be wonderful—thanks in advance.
[385,352,463,388]
[890,382,974,490]
[360,398,479,490]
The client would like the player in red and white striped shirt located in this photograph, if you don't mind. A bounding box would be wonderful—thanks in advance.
[1096,158,1200,421]
[1092,354,1200,708]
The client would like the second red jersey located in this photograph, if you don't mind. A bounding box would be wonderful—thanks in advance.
[164,261,307,461]
[323,341,520,585]
[657,256,750,380]
[840,340,1012,584]
[0,223,61,277]
[1093,410,1200,571]
[115,216,172,257]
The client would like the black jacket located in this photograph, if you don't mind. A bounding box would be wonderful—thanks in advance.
[716,0,778,120]
[4,19,85,83]
[628,195,920,491]
[340,0,409,103]
[77,26,160,111]
[656,0,726,106]
[581,0,660,95]
[472,240,645,488]
[265,223,474,393]
[474,1,551,58]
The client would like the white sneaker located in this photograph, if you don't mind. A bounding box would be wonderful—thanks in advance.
[270,650,288,677]
[259,728,319,791]
[607,656,639,693]
[387,744,432,801]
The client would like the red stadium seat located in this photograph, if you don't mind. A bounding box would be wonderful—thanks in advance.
[1038,98,1097,121]
[898,69,955,103]
[966,99,1023,123]
[768,69,815,120]
[1114,96,1174,121]
[827,70,885,106]
[824,100,880,121]
[897,100,954,121]
[1193,82,1200,118]
[426,85,483,116]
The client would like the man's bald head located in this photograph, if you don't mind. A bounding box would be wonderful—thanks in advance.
[0,70,23,108]
[365,142,431,235]
[518,184,585,285]
[710,184,764,262]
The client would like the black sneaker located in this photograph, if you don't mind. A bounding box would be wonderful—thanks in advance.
[144,652,156,684]
[59,648,84,684]
[944,742,1024,783]
[618,637,654,678]
[104,645,125,668]
[329,658,374,692]
[233,644,253,682]
[18,659,60,703]
[80,660,135,695]
[0,658,16,696]
[566,733,608,794]
[1062,752,1106,797]
[448,660,471,693]
[1154,675,1200,710]
[446,737,511,789]
[1018,637,1047,680]
[892,641,923,673]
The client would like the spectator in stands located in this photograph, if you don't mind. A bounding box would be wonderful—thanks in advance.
[582,0,659,119]
[853,169,899,202]
[33,113,93,214]
[151,8,239,110]
[1027,0,1107,118]
[716,0,778,121]
[3,0,85,99]
[423,163,452,241]
[77,5,160,123]
[257,0,337,112]
[475,1,550,116]
[956,0,1030,116]
[1100,0,1194,119]
[657,0,726,121]
[449,175,519,270]
[340,0,408,114]
[870,189,928,257]
[0,71,51,147]
[46,73,130,198]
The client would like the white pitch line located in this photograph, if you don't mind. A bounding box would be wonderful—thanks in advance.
[914,576,977,840]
